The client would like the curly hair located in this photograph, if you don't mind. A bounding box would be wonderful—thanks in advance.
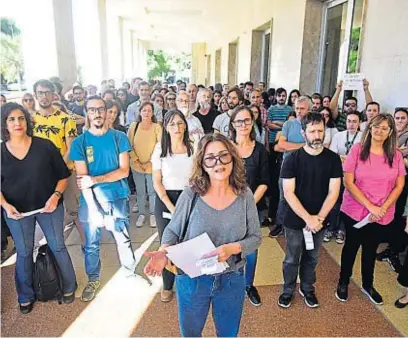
[1,102,34,142]
[189,134,247,196]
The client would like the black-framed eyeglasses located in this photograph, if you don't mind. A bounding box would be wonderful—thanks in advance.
[36,90,53,97]
[203,152,233,168]
[87,107,106,114]
[232,118,252,127]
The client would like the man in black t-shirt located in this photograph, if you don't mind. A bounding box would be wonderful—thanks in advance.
[193,88,220,134]
[278,113,343,309]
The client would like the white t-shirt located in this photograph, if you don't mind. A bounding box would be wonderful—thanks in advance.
[151,143,194,190]
[324,127,339,146]
[213,112,231,137]
[330,130,362,156]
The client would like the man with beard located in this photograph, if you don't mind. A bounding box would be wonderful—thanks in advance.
[69,85,87,134]
[243,81,254,105]
[126,81,162,125]
[193,88,220,134]
[32,79,85,242]
[311,93,323,113]
[213,88,243,137]
[176,91,204,147]
[278,113,342,309]
[70,95,137,302]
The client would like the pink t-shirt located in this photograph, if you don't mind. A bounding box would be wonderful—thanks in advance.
[341,143,406,225]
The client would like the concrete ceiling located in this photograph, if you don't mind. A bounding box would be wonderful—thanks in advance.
[107,0,237,51]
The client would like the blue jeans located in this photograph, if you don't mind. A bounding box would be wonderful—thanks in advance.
[282,227,325,295]
[78,198,136,282]
[176,270,245,337]
[276,177,288,226]
[245,213,262,287]
[4,204,77,304]
[132,171,155,216]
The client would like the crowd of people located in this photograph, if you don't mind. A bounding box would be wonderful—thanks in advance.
[1,76,407,337]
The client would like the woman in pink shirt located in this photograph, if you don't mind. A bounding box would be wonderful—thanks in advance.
[335,114,405,305]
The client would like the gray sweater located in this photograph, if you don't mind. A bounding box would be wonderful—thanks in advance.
[162,187,262,272]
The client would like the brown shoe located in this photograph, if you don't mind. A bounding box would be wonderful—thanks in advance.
[161,290,173,303]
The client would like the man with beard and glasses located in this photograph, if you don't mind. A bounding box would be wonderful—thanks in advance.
[70,95,137,302]
[193,88,220,134]
[32,80,85,243]
[68,85,87,134]
[213,88,244,137]
[126,81,162,125]
[278,113,343,309]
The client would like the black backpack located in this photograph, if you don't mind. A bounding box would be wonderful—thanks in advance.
[33,244,63,303]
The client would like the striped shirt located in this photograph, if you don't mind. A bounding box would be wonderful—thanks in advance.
[267,104,292,144]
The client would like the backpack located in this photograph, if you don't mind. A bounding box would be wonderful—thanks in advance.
[33,244,63,303]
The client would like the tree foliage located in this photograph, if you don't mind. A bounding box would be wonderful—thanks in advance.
[147,50,171,81]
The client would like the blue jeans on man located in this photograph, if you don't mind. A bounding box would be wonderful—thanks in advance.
[176,269,245,337]
[78,198,136,281]
[4,204,77,304]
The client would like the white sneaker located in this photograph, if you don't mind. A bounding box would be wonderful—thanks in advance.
[136,215,145,228]
[149,215,156,228]
[132,204,139,213]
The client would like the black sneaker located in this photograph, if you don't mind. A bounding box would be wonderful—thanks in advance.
[361,286,383,305]
[376,247,391,262]
[386,254,402,273]
[335,283,348,302]
[299,289,320,308]
[335,231,345,244]
[269,225,283,238]
[278,293,293,308]
[246,286,262,307]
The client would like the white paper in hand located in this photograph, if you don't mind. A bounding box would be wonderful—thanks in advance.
[353,214,371,229]
[302,228,315,251]
[21,208,44,218]
[165,232,229,278]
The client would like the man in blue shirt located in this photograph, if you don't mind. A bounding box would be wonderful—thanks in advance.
[70,95,136,302]
[269,96,311,237]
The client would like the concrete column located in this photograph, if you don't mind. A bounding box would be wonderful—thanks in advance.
[20,0,77,89]
[107,14,122,80]
[98,0,109,80]
[118,17,125,80]
[191,43,207,85]
[123,24,132,79]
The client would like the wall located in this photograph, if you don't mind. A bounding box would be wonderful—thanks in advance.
[205,0,307,89]
[359,0,408,112]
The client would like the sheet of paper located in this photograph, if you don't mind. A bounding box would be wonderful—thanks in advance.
[343,73,364,91]
[165,232,229,278]
[21,208,44,218]
[353,213,371,229]
[303,228,315,251]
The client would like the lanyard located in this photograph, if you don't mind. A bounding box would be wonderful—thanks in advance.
[345,131,358,154]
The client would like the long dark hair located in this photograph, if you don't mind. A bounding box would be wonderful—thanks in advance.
[105,99,123,128]
[228,105,257,142]
[161,109,193,158]
[137,101,157,123]
[360,113,397,167]
[288,89,301,107]
[248,104,263,135]
[1,102,34,142]
[318,106,336,128]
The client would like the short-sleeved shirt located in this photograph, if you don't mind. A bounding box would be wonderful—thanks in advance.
[70,129,132,204]
[267,104,292,143]
[68,103,86,134]
[341,143,406,225]
[213,112,231,137]
[32,108,77,158]
[281,118,304,158]
[151,143,194,190]
[280,147,343,230]
[330,130,362,156]
[1,137,70,212]
[193,108,220,134]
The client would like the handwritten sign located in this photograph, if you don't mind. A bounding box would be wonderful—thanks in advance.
[343,73,364,91]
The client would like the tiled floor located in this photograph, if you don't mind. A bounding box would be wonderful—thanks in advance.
[1,202,407,337]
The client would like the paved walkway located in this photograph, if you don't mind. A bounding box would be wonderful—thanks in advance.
[1,197,407,337]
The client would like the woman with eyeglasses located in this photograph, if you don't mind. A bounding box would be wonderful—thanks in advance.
[1,103,77,314]
[128,102,162,228]
[318,107,338,148]
[164,92,177,110]
[336,114,405,305]
[152,109,194,303]
[144,133,261,337]
[21,93,36,116]
[229,106,269,307]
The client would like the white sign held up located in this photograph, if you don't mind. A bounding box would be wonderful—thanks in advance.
[343,73,364,91]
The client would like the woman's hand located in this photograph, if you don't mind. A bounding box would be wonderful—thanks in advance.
[42,193,59,213]
[368,204,387,221]
[204,243,241,263]
[144,250,168,277]
[3,203,22,220]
